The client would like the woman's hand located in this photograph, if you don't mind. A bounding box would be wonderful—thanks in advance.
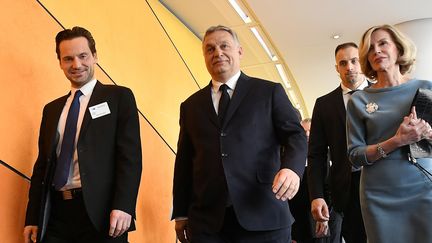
[394,107,432,146]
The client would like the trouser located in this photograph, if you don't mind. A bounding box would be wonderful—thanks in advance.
[43,189,127,243]
[190,206,291,243]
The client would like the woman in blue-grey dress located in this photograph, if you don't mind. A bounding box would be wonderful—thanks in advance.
[346,24,432,243]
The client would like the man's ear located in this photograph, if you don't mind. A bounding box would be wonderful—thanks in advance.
[335,64,339,74]
[238,46,244,58]
[93,52,98,63]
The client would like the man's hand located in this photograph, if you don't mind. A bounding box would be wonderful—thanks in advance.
[272,168,300,201]
[175,219,190,243]
[315,220,329,238]
[109,209,131,238]
[23,226,38,243]
[311,198,330,222]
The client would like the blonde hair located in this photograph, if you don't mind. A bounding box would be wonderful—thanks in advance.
[359,24,416,79]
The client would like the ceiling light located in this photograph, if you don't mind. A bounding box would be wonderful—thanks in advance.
[332,34,341,39]
[228,0,252,23]
[251,27,277,61]
[276,64,291,88]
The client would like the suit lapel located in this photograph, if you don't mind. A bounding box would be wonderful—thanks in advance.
[222,73,252,126]
[334,86,346,123]
[201,83,219,127]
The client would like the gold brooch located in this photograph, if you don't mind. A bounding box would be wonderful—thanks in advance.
[366,102,378,114]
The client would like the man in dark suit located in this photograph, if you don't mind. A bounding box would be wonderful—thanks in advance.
[307,43,367,243]
[291,119,331,243]
[172,25,307,243]
[23,26,142,243]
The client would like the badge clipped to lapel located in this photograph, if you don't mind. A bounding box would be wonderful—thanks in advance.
[89,102,111,119]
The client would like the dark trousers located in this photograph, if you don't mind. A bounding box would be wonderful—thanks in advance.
[291,170,337,243]
[42,191,127,243]
[325,210,343,243]
[341,171,366,243]
[190,207,291,243]
[294,208,342,243]
[290,170,313,243]
[290,169,345,243]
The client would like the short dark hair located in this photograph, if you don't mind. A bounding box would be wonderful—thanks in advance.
[203,25,240,45]
[335,42,358,56]
[55,26,96,59]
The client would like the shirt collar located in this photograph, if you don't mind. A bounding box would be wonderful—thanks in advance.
[71,79,97,97]
[211,71,241,92]
[341,78,369,95]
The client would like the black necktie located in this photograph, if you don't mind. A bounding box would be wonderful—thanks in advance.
[53,90,83,190]
[348,90,357,95]
[218,84,230,123]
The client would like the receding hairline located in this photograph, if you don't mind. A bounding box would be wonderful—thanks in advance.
[202,25,240,45]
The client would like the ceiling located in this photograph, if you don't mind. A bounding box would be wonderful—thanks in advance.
[159,0,432,117]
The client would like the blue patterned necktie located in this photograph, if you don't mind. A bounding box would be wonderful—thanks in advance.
[53,90,83,190]
[218,84,230,123]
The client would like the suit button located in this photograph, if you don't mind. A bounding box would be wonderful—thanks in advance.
[221,153,228,157]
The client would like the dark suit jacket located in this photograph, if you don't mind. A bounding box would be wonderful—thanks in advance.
[25,81,142,240]
[172,73,307,233]
[307,86,352,212]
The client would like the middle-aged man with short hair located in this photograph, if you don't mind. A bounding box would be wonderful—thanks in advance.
[307,42,367,243]
[172,25,307,243]
[23,26,142,243]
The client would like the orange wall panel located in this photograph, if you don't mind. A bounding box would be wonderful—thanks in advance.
[129,116,176,243]
[0,0,66,176]
[148,0,211,88]
[0,167,30,243]
[39,0,204,149]
[0,0,208,242]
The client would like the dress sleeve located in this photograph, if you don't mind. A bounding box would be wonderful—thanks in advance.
[346,97,372,166]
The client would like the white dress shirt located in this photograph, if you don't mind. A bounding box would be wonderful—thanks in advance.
[56,79,97,190]
[211,71,241,114]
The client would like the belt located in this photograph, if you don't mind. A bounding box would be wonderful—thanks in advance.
[55,188,83,200]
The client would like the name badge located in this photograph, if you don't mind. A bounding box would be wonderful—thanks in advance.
[89,102,111,119]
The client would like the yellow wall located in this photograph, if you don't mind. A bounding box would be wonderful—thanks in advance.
[0,0,209,242]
